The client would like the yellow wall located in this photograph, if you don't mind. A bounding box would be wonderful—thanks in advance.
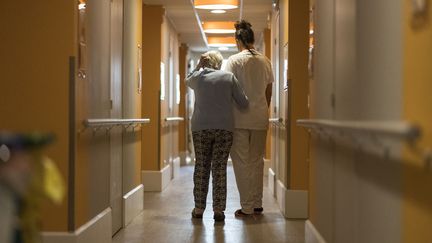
[141,5,163,171]
[403,1,432,242]
[283,0,289,44]
[264,28,272,59]
[0,0,76,231]
[287,0,310,189]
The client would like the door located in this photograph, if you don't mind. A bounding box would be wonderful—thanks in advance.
[110,0,123,235]
[160,22,170,170]
[270,11,281,195]
[168,35,175,174]
[168,35,180,178]
[161,32,179,176]
[279,42,289,187]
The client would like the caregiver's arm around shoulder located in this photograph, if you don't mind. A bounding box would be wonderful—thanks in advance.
[231,74,249,109]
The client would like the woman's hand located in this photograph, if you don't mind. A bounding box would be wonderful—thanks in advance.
[196,55,209,70]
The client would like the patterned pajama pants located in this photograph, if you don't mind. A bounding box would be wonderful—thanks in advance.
[192,129,233,212]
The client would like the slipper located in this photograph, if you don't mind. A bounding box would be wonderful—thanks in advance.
[254,207,264,215]
[213,212,225,221]
[234,209,252,217]
[191,208,203,219]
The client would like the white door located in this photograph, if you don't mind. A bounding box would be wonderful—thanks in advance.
[167,35,180,178]
[270,11,281,195]
[110,0,123,235]
[168,36,175,174]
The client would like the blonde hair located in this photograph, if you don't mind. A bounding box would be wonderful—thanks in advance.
[202,51,223,70]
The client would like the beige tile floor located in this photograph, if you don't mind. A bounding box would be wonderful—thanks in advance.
[113,165,305,243]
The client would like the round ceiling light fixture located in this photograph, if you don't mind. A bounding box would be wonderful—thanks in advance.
[194,0,238,10]
[208,36,237,48]
[211,9,227,14]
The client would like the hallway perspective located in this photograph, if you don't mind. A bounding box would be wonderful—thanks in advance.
[113,165,305,243]
[2,0,432,242]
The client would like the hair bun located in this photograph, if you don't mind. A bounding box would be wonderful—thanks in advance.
[235,20,252,30]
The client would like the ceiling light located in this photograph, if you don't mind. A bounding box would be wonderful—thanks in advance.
[211,10,227,14]
[209,44,236,48]
[309,29,314,35]
[203,22,236,34]
[208,36,236,48]
[194,0,238,10]
[78,3,86,10]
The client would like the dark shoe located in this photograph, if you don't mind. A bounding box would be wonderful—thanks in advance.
[191,208,203,219]
[213,212,225,221]
[234,209,252,217]
[254,207,264,215]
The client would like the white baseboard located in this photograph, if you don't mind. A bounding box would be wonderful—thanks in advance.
[268,168,276,197]
[305,220,327,243]
[123,184,144,227]
[41,208,112,243]
[142,165,171,192]
[264,159,270,176]
[276,180,308,219]
[171,157,181,179]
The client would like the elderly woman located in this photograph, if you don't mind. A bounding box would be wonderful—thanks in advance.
[186,51,249,221]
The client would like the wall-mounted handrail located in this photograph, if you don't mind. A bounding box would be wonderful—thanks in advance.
[269,117,285,127]
[269,117,283,123]
[81,118,150,135]
[164,117,185,122]
[84,118,150,127]
[296,119,432,170]
[296,119,421,141]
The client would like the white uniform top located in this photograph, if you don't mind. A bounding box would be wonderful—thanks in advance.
[225,49,274,130]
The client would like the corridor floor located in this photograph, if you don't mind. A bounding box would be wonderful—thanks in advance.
[113,165,305,243]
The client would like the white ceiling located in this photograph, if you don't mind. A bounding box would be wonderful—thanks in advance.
[142,0,273,53]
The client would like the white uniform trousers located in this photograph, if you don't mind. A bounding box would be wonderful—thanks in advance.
[230,129,267,214]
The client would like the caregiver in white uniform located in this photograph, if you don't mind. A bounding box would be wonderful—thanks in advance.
[225,20,274,217]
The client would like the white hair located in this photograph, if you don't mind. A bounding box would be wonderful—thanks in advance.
[202,50,223,70]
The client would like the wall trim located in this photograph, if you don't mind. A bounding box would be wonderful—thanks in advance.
[141,165,171,192]
[123,184,144,227]
[268,168,276,197]
[276,180,308,219]
[41,208,112,243]
[305,220,327,243]
[171,157,181,179]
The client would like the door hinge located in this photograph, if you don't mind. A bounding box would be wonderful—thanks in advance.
[110,99,113,110]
